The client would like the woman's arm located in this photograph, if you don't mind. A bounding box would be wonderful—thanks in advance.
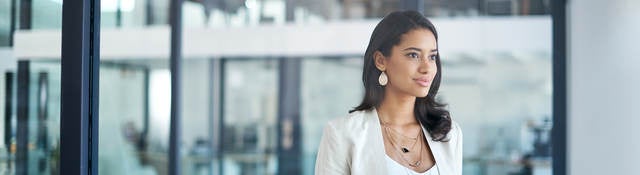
[315,122,350,175]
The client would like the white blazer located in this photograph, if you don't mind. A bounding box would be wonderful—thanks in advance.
[315,108,463,175]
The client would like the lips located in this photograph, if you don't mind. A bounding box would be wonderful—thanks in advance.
[414,77,431,87]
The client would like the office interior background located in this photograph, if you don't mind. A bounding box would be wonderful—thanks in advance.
[0,0,638,175]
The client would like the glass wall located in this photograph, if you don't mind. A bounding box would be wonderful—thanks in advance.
[97,0,173,174]
[178,0,550,27]
[4,0,555,175]
[0,0,11,47]
[220,59,279,175]
[98,63,155,175]
[441,51,552,174]
[95,59,167,175]
[0,50,13,174]
[29,0,158,29]
[10,61,62,175]
[180,58,214,175]
[300,57,363,175]
[1,0,64,173]
[0,61,61,174]
[32,0,62,29]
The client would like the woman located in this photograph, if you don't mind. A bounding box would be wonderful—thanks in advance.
[315,11,462,175]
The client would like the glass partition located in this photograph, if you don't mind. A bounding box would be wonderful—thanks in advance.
[300,57,363,175]
[220,59,279,175]
[440,51,552,174]
[98,63,155,175]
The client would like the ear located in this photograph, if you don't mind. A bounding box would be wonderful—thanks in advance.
[373,51,387,71]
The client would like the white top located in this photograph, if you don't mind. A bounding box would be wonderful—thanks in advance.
[315,109,463,175]
[384,155,439,175]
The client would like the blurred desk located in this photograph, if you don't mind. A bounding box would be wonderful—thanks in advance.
[465,156,551,175]
[224,153,275,175]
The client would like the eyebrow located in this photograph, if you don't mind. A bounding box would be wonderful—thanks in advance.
[403,47,438,53]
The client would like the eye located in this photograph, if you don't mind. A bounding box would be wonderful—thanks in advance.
[429,55,437,61]
[407,52,420,59]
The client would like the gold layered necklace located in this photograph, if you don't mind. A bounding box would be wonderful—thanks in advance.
[385,124,419,153]
[381,120,424,168]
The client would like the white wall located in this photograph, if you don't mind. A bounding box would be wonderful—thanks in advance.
[14,17,551,59]
[568,0,640,174]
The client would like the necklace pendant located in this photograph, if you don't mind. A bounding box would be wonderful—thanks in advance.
[401,147,410,153]
[409,160,421,167]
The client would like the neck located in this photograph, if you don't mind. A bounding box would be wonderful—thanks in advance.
[377,88,417,126]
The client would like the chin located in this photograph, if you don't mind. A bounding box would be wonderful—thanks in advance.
[414,88,430,98]
[402,87,430,98]
[414,91,429,98]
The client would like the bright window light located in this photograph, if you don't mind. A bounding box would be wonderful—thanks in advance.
[50,0,136,12]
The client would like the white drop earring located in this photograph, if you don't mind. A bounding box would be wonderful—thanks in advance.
[378,71,388,86]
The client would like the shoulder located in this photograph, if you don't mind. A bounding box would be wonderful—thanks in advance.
[324,109,375,139]
[326,109,371,127]
[317,111,377,174]
[448,120,463,141]
[440,120,462,149]
[440,120,463,157]
[428,120,463,154]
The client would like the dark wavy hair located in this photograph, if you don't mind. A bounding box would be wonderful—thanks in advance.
[349,10,452,142]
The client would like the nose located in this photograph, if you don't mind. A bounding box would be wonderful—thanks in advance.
[418,58,434,74]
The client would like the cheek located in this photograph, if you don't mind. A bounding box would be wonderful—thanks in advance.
[389,65,415,80]
[387,70,404,83]
[430,64,438,77]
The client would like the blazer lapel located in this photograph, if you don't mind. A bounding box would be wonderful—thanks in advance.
[364,109,388,175]
[423,126,448,175]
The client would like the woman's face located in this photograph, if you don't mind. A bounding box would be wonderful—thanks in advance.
[375,28,438,98]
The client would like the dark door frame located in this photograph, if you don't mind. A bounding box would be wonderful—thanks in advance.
[59,0,101,174]
[551,0,568,175]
